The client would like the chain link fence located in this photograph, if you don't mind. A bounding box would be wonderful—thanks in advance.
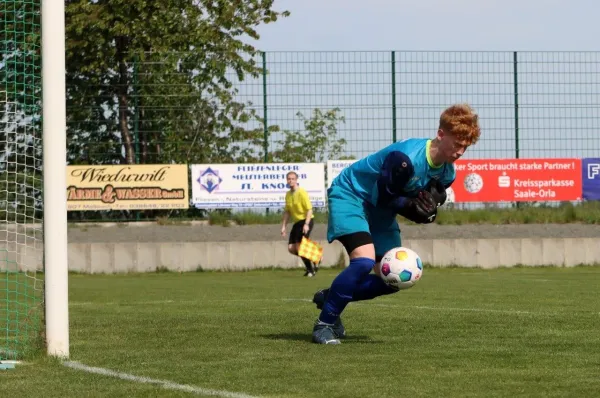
[65,51,600,221]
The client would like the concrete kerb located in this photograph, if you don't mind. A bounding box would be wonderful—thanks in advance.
[2,237,600,273]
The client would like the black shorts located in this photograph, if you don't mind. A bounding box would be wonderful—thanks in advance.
[289,219,315,244]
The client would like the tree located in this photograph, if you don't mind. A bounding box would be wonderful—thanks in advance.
[0,1,43,222]
[269,108,351,163]
[65,0,289,165]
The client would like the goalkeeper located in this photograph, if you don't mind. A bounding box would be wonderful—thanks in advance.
[311,104,481,344]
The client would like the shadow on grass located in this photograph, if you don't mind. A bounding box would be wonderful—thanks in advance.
[261,333,377,343]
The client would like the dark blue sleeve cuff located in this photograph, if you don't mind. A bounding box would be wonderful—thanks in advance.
[376,151,414,206]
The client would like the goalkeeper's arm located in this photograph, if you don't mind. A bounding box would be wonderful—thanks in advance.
[375,150,440,224]
[375,151,415,207]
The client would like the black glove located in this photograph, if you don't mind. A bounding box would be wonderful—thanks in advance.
[394,190,438,224]
[424,179,447,207]
[412,190,438,221]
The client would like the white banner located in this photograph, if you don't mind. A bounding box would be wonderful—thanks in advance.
[327,160,357,188]
[191,163,326,208]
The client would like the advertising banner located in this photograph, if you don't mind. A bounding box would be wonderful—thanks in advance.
[326,160,356,188]
[582,158,600,200]
[191,163,326,208]
[450,158,581,202]
[67,164,188,211]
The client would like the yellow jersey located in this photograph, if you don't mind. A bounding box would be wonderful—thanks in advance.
[284,187,313,223]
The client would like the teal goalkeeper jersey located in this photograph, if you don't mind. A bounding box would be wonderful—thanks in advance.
[331,138,456,206]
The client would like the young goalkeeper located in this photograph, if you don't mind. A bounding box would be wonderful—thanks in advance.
[311,103,481,344]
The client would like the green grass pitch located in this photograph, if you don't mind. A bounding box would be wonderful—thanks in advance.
[3,266,600,397]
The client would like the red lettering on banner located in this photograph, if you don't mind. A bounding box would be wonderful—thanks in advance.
[450,159,582,202]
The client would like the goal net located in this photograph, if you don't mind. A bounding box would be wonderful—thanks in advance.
[1,0,45,360]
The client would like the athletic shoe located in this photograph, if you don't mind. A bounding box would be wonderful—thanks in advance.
[312,320,341,345]
[312,288,346,338]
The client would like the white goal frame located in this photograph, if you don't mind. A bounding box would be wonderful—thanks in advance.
[42,0,69,358]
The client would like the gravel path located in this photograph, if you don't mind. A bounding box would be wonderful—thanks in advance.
[62,223,600,243]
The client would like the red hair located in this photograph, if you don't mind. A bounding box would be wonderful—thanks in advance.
[439,104,481,145]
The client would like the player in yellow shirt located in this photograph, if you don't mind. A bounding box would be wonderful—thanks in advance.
[281,171,317,277]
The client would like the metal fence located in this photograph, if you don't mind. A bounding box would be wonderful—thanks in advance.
[65,51,600,220]
[67,51,600,161]
[260,51,600,159]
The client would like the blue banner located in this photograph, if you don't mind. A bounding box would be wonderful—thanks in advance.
[582,158,600,200]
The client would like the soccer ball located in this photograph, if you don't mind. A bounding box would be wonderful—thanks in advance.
[379,247,423,290]
[464,172,483,194]
[445,187,455,204]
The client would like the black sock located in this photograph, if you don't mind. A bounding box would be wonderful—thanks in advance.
[301,257,314,272]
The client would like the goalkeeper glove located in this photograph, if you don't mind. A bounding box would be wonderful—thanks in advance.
[424,178,448,207]
[393,190,438,224]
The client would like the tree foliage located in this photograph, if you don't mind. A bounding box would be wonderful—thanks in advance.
[65,0,290,165]
[0,0,41,172]
[1,1,354,222]
[0,1,43,222]
[269,108,351,163]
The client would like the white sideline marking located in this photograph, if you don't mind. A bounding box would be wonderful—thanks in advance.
[380,302,600,316]
[369,303,547,315]
[71,300,178,307]
[71,298,312,307]
[280,298,554,316]
[71,298,562,316]
[63,361,260,398]
[281,298,312,303]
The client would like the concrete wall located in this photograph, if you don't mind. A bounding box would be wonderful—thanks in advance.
[1,237,600,273]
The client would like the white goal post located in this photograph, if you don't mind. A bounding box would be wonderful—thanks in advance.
[42,0,69,358]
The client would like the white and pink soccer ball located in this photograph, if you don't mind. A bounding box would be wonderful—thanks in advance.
[379,247,423,290]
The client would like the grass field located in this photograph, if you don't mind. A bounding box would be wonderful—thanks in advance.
[199,201,600,226]
[3,267,600,397]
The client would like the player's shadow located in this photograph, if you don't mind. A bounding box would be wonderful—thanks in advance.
[261,333,377,343]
